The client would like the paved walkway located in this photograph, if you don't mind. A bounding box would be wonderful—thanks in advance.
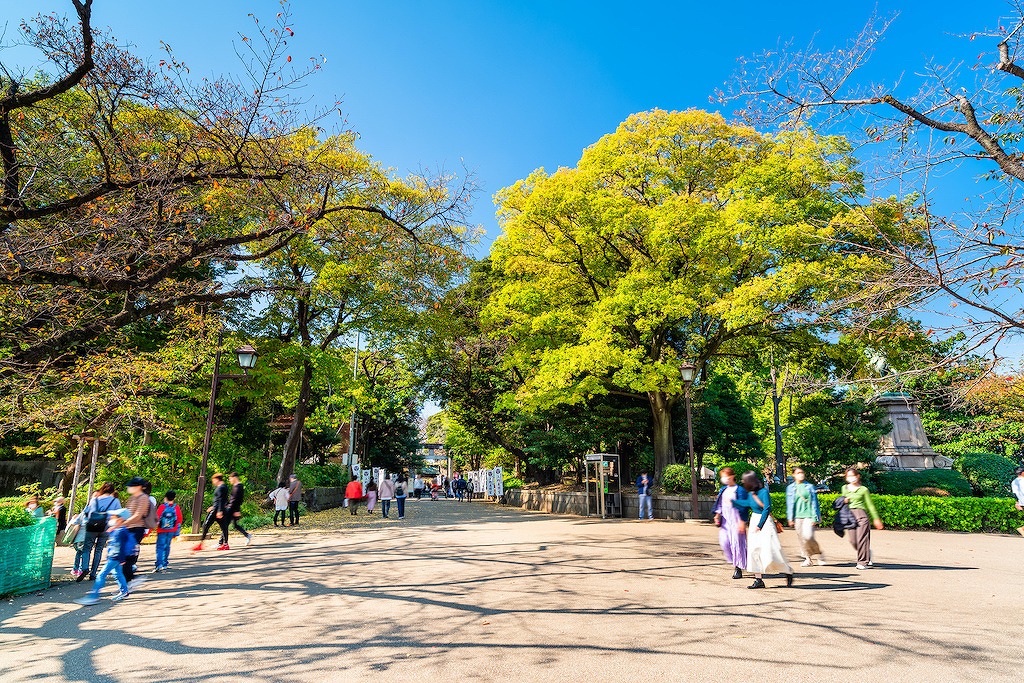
[0,499,1019,682]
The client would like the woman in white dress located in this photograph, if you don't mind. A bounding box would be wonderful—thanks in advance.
[733,471,794,589]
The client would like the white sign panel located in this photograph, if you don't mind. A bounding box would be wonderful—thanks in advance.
[494,467,504,496]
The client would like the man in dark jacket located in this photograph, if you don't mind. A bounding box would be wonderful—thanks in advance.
[226,472,253,547]
[193,473,231,552]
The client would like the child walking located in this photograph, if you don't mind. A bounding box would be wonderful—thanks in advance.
[74,509,136,605]
[154,490,182,572]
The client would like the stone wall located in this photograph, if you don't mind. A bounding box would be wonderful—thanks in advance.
[0,461,63,497]
[504,488,716,521]
[303,486,345,512]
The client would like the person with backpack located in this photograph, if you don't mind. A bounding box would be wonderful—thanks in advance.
[77,483,121,583]
[154,490,182,572]
[378,475,396,518]
[74,509,136,605]
[122,477,155,588]
[395,474,409,520]
[226,472,253,547]
[269,481,290,527]
[193,473,231,551]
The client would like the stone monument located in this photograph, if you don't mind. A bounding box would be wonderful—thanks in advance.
[874,392,953,470]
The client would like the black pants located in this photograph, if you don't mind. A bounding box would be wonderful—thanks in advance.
[229,515,250,539]
[288,500,300,525]
[348,498,359,514]
[122,527,147,581]
[200,511,220,541]
[274,510,288,526]
[396,497,406,518]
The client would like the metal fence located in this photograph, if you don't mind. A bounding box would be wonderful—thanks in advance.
[0,516,57,596]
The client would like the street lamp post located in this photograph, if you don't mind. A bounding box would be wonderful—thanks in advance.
[680,362,699,521]
[190,332,258,534]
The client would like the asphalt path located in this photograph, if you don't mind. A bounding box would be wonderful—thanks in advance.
[0,498,1020,682]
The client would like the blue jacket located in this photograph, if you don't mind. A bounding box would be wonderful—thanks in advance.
[785,481,821,522]
[713,485,751,523]
[636,475,654,496]
[732,487,771,530]
[105,526,137,563]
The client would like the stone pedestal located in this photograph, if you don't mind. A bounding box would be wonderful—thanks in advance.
[874,393,952,470]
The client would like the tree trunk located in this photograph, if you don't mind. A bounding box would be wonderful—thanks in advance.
[649,391,676,478]
[617,439,635,483]
[277,358,313,483]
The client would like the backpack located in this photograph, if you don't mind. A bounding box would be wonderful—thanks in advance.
[395,482,406,497]
[143,497,158,530]
[158,503,178,531]
[85,498,117,532]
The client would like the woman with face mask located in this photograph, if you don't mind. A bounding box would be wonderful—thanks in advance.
[712,468,749,579]
[733,471,794,589]
[841,468,883,570]
[786,467,824,566]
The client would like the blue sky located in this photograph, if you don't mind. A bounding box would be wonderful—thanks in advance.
[2,0,1007,252]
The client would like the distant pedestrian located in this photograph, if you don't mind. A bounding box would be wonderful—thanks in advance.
[154,490,182,572]
[414,475,424,500]
[74,509,135,605]
[121,477,153,588]
[734,471,793,589]
[269,481,290,526]
[840,468,883,570]
[713,467,749,580]
[366,480,378,514]
[1012,466,1024,537]
[786,467,825,566]
[68,509,88,578]
[636,471,654,520]
[227,472,254,547]
[48,497,68,535]
[379,476,396,518]
[287,474,303,526]
[25,495,44,519]
[193,473,230,551]
[395,475,408,519]
[345,477,363,515]
[455,476,467,501]
[78,483,121,582]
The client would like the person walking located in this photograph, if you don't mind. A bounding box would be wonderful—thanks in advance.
[269,481,290,527]
[226,472,254,547]
[77,483,121,583]
[786,467,825,566]
[366,480,378,515]
[379,476,396,518]
[121,477,153,588]
[1012,466,1024,536]
[68,508,88,578]
[192,473,231,551]
[74,509,135,605]
[734,471,794,589]
[48,497,68,535]
[287,474,303,526]
[712,467,749,580]
[25,495,44,519]
[345,477,363,515]
[395,475,409,519]
[154,490,182,572]
[636,470,655,521]
[414,475,424,500]
[840,468,883,570]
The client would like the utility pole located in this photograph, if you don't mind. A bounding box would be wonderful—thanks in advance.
[769,364,786,483]
[347,331,360,473]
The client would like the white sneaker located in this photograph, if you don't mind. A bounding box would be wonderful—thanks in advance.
[74,595,100,606]
[245,535,253,547]
[856,564,868,570]
[111,591,129,602]
[127,577,146,591]
[800,559,812,567]
[816,558,827,566]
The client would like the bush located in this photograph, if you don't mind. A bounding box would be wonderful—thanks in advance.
[294,463,348,488]
[874,469,972,497]
[770,492,1023,533]
[0,505,34,531]
[503,476,524,490]
[660,464,690,494]
[954,452,1019,498]
[716,460,760,479]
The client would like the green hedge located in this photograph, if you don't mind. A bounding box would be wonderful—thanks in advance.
[661,464,690,494]
[769,492,1023,534]
[954,452,1019,498]
[716,461,760,478]
[0,505,34,532]
[873,469,972,497]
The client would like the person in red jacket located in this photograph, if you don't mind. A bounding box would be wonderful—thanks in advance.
[345,478,363,515]
[154,490,182,572]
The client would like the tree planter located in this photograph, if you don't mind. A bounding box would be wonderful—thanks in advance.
[0,516,57,597]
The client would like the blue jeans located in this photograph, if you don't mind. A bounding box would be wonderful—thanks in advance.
[638,494,653,519]
[87,558,128,598]
[72,542,86,573]
[381,500,391,517]
[155,533,173,568]
[396,497,406,517]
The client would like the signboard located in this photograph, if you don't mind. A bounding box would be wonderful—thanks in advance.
[361,468,371,488]
[351,464,361,483]
[585,454,603,462]
[494,466,504,496]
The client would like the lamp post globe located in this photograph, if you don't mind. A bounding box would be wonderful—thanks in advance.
[679,362,696,385]
[235,343,258,371]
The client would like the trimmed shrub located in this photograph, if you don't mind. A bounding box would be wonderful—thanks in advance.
[770,492,1023,534]
[715,461,760,478]
[660,464,690,494]
[503,476,524,490]
[874,469,972,497]
[0,505,34,531]
[954,452,1019,498]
